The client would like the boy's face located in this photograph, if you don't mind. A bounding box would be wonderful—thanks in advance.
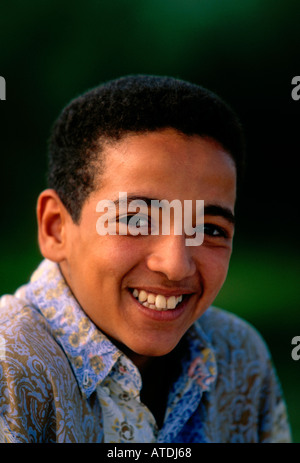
[60,129,236,363]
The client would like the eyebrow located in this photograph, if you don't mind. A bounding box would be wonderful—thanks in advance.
[113,195,235,225]
[204,204,235,225]
[113,195,156,209]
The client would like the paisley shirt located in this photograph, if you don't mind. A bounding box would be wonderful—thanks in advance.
[0,259,291,443]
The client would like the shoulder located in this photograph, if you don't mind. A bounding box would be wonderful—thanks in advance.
[0,293,72,404]
[197,306,272,365]
[0,291,74,382]
[0,293,76,442]
[197,307,291,442]
[0,292,65,364]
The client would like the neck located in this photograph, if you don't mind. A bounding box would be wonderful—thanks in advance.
[107,337,156,374]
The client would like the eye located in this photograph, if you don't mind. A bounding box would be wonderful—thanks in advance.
[204,223,229,239]
[129,215,149,229]
[117,214,152,235]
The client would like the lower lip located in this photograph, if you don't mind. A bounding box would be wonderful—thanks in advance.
[129,291,191,322]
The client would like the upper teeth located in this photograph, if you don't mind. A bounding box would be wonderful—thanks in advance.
[132,289,183,311]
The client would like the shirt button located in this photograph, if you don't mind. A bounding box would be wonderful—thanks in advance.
[83,370,90,387]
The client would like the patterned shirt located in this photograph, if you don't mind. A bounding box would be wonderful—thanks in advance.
[0,259,291,443]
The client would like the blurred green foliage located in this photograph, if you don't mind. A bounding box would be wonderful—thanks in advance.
[1,0,299,442]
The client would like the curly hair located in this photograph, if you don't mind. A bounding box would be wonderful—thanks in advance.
[47,74,245,223]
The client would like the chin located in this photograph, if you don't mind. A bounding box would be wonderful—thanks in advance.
[125,336,181,359]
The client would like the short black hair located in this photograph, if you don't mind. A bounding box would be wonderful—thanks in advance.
[47,74,245,223]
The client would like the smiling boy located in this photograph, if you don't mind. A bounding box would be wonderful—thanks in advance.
[0,75,291,443]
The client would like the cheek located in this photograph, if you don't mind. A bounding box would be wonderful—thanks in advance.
[198,247,232,293]
[92,236,143,277]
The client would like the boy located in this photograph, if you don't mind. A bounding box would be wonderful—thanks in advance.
[0,75,291,443]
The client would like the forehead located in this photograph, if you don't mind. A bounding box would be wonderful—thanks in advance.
[93,129,236,204]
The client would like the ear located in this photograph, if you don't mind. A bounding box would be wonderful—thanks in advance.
[37,189,70,262]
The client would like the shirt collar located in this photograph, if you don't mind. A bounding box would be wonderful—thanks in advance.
[25,259,217,398]
[185,318,217,392]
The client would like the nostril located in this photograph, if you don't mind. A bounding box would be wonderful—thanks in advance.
[146,248,196,281]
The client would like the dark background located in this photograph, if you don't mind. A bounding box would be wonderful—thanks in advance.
[1,0,299,441]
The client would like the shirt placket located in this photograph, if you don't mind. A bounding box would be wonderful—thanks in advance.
[97,356,158,443]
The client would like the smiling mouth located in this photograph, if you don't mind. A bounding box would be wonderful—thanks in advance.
[130,288,189,311]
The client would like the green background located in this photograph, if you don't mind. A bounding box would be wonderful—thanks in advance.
[1,0,299,442]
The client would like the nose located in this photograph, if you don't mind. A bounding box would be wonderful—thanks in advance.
[145,234,197,281]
